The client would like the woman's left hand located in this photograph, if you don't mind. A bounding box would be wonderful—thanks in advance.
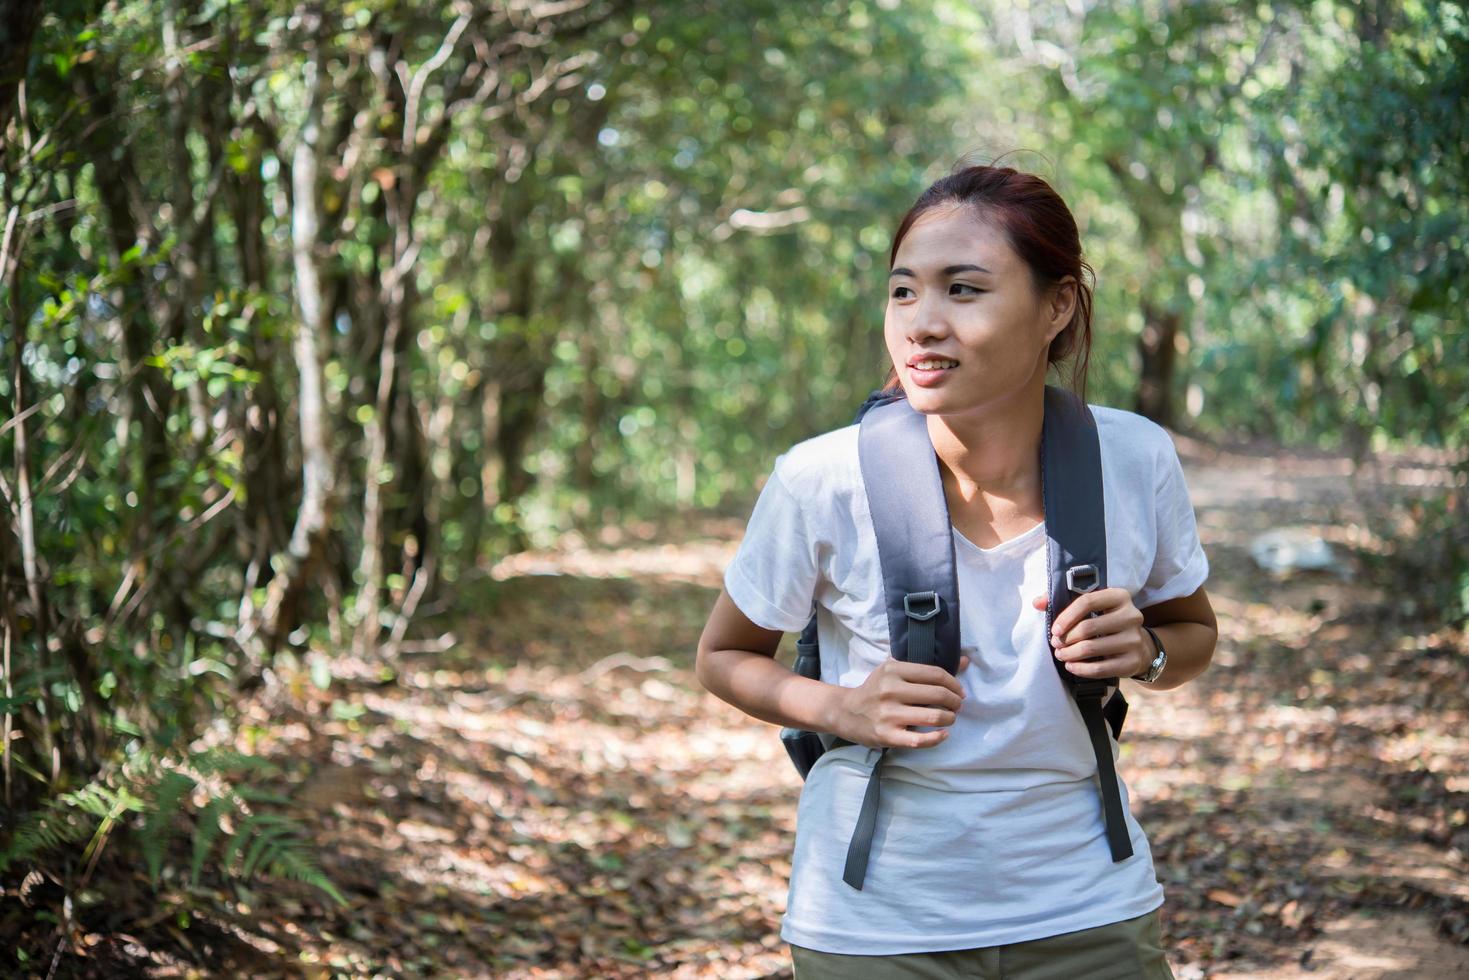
[1030,588,1152,680]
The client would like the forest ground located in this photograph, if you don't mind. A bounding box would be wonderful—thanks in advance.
[19,433,1469,979]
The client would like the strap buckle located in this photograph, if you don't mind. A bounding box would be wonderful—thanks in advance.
[1066,563,1100,595]
[902,591,941,621]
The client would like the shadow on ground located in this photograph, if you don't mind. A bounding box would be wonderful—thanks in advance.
[144,435,1467,979]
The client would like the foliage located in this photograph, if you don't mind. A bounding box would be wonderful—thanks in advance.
[0,745,343,906]
[0,0,1464,961]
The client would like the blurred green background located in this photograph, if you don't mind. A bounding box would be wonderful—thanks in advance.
[0,0,1465,970]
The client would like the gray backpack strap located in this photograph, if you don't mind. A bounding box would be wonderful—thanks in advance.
[835,395,962,890]
[779,391,904,781]
[860,397,963,675]
[1040,385,1134,863]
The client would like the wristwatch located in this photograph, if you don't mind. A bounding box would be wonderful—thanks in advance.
[1133,626,1167,684]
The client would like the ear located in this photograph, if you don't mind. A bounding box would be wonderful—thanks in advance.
[1044,276,1078,343]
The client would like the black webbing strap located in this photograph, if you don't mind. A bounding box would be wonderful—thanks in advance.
[835,594,940,890]
[841,746,887,888]
[1074,681,1134,862]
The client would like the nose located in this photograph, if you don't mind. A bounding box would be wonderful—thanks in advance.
[906,291,953,345]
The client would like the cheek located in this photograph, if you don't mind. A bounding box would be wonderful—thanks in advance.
[882,315,903,357]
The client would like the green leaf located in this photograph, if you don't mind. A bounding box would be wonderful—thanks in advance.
[191,796,229,887]
[142,772,196,884]
[0,692,41,712]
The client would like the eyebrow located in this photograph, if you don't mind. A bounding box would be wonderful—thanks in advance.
[888,263,992,278]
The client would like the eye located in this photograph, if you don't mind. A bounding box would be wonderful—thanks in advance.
[891,285,915,299]
[951,283,984,296]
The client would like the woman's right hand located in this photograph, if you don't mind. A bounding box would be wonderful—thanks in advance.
[829,655,970,749]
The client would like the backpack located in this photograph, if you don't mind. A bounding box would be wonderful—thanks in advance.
[778,384,1131,890]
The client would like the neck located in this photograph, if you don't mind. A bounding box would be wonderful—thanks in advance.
[925,361,1049,499]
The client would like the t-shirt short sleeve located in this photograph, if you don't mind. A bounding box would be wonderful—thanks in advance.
[1134,436,1210,609]
[723,458,820,633]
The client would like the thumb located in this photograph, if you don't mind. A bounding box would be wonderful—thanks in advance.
[958,654,971,670]
[1031,594,1048,611]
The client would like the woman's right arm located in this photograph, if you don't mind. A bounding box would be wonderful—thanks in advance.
[695,588,847,734]
[695,588,967,747]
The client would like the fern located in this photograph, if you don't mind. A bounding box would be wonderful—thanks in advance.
[142,771,197,884]
[241,817,294,878]
[262,838,346,906]
[1,783,143,873]
[2,746,347,908]
[1,802,93,872]
[68,784,145,869]
[189,795,230,888]
[217,810,260,872]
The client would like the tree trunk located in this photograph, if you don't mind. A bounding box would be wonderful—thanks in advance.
[249,38,336,658]
[1135,301,1179,428]
[0,0,44,139]
[227,115,292,572]
[493,258,550,553]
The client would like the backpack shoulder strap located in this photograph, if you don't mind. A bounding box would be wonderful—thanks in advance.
[784,389,906,776]
[791,387,907,672]
[859,395,962,674]
[833,393,963,890]
[1040,384,1107,615]
[1040,384,1134,863]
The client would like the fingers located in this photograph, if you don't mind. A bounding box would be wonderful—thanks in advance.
[867,657,970,750]
[889,659,967,700]
[1049,586,1134,643]
[901,727,951,748]
[1052,594,1142,648]
[892,678,964,712]
[1052,630,1134,664]
[1061,652,1137,679]
[890,703,959,729]
[886,710,956,749]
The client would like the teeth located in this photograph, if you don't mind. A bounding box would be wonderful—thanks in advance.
[913,359,958,370]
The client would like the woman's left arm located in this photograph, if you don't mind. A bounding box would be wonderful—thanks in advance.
[1040,585,1219,693]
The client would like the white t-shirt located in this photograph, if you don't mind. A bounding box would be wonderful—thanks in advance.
[722,403,1210,955]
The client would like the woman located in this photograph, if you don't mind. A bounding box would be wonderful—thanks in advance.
[695,164,1218,978]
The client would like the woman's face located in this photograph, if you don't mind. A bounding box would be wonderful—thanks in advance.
[884,204,1074,417]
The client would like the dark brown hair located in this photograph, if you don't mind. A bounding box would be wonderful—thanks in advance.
[881,164,1095,405]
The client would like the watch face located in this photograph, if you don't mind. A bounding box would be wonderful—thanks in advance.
[1146,652,1165,681]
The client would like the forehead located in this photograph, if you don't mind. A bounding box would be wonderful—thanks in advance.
[892,205,1017,273]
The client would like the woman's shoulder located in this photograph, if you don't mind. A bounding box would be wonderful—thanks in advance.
[769,423,862,505]
[1089,403,1176,455]
[1088,403,1186,492]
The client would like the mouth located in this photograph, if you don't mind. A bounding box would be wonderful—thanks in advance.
[907,358,960,388]
[908,357,960,371]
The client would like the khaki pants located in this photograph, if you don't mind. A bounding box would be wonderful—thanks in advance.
[789,909,1174,980]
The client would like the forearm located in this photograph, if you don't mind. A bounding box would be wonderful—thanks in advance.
[697,647,845,733]
[1133,621,1217,692]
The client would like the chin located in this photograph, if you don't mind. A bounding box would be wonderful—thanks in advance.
[901,386,962,414]
[907,378,1023,417]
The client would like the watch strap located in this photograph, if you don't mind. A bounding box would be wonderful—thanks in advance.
[1135,625,1166,682]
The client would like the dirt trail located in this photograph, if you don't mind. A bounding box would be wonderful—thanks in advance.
[196,433,1467,979]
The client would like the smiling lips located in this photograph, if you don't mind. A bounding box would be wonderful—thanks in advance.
[907,357,959,387]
